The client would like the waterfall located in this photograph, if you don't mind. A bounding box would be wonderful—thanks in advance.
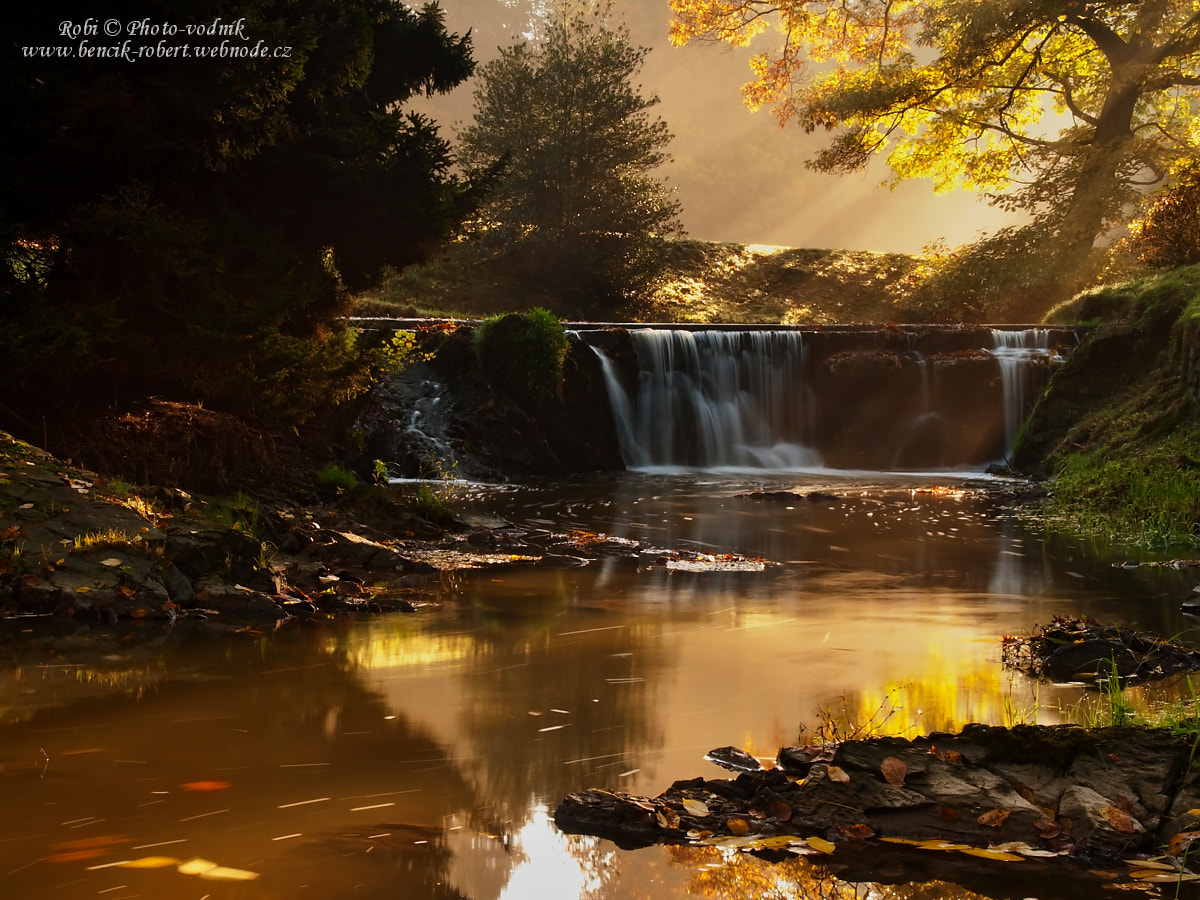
[595,329,819,469]
[990,328,1054,458]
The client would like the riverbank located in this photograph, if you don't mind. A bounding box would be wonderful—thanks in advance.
[1010,263,1200,551]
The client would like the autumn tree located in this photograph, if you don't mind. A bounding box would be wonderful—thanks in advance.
[669,0,1200,288]
[457,1,683,312]
[0,0,481,425]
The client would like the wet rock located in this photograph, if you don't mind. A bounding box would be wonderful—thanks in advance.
[555,725,1197,863]
[704,746,764,773]
[193,575,284,620]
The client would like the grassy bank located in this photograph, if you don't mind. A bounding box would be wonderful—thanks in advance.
[356,238,919,324]
[1014,264,1200,551]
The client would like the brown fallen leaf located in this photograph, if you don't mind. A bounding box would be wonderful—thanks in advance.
[1033,816,1062,839]
[838,823,875,841]
[768,799,793,822]
[1168,829,1200,857]
[657,807,680,830]
[931,745,963,765]
[880,756,907,786]
[1099,806,1137,835]
[826,765,850,784]
[727,817,750,835]
[682,798,710,817]
[977,808,1011,828]
[940,807,958,822]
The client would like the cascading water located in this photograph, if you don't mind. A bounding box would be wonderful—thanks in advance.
[602,329,819,469]
[584,325,1073,472]
[990,328,1056,459]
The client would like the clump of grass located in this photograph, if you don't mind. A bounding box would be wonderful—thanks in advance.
[196,490,262,537]
[73,527,141,550]
[316,464,357,493]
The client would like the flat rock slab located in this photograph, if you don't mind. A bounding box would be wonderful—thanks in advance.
[1002,616,1200,682]
[555,724,1197,865]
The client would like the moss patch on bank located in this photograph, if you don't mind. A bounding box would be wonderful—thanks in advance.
[1012,264,1200,550]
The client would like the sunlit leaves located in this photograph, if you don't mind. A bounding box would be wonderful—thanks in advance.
[667,0,1200,253]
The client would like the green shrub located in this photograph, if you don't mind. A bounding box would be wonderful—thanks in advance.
[472,308,570,402]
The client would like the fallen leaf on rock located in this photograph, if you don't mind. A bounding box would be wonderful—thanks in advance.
[726,817,750,835]
[22,574,39,586]
[100,558,122,567]
[682,798,710,817]
[657,807,680,830]
[1033,816,1062,838]
[960,847,1024,862]
[941,806,959,822]
[768,800,792,821]
[826,765,850,783]
[978,809,1011,828]
[881,756,907,786]
[805,836,836,854]
[118,585,135,597]
[685,829,712,840]
[1,525,23,542]
[1168,830,1200,857]
[1100,806,1137,835]
[75,586,91,593]
[838,823,875,840]
[931,746,963,765]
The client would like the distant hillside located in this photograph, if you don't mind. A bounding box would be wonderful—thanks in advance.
[355,239,920,324]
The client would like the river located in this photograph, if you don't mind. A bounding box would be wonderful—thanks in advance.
[1,468,1195,899]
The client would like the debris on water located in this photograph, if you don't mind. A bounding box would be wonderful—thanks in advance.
[663,552,767,573]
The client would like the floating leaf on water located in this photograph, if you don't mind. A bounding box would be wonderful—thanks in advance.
[1125,859,1180,871]
[960,847,1024,862]
[826,765,850,784]
[977,809,1011,828]
[177,858,219,875]
[1129,871,1200,883]
[806,836,836,854]
[682,798,710,817]
[1100,806,1137,835]
[838,823,875,841]
[182,781,232,792]
[916,840,972,851]
[743,835,807,850]
[880,756,907,786]
[726,817,750,835]
[120,856,180,869]
[880,837,925,846]
[657,807,680,830]
[199,865,260,881]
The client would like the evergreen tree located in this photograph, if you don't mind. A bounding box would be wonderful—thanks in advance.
[458,1,683,313]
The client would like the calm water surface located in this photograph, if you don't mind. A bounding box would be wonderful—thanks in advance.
[2,470,1196,899]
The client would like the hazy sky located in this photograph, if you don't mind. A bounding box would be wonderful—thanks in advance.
[421,0,1022,255]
